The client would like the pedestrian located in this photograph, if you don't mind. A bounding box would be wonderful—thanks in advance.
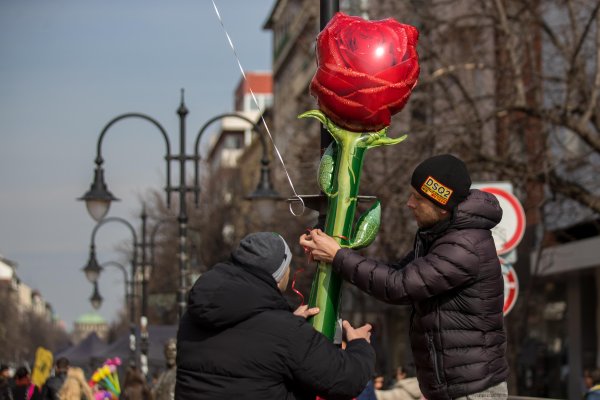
[11,366,41,400]
[41,358,69,400]
[119,367,152,400]
[175,232,375,400]
[300,154,509,400]
[152,339,176,400]
[57,367,93,400]
[375,365,422,400]
[0,364,12,400]
[585,369,600,400]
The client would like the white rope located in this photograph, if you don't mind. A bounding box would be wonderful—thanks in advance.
[211,0,305,216]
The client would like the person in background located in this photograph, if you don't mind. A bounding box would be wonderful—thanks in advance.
[42,357,69,400]
[57,367,93,400]
[152,339,176,400]
[375,365,422,400]
[120,367,152,400]
[0,364,12,400]
[11,367,40,400]
[585,369,600,400]
[176,232,375,400]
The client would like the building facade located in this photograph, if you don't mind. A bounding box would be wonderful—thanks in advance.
[72,312,109,344]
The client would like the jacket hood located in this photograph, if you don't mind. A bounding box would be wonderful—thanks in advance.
[185,261,291,329]
[453,189,502,230]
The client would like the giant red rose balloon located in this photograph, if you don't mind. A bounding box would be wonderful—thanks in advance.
[310,12,420,132]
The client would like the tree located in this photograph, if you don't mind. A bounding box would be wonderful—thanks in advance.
[0,282,69,365]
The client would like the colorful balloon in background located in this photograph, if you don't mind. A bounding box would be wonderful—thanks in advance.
[89,357,122,399]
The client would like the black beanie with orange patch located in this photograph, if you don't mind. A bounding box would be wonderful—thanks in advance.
[410,154,471,211]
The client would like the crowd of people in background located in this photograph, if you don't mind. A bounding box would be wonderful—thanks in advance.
[4,356,600,400]
[0,358,157,400]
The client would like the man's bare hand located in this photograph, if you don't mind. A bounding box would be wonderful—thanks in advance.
[293,305,320,319]
[299,229,341,264]
[342,320,372,343]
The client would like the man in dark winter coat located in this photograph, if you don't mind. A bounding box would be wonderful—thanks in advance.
[300,154,509,400]
[175,232,375,400]
[41,357,69,400]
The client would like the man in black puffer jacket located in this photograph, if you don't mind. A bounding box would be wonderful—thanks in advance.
[301,155,509,400]
[175,232,375,400]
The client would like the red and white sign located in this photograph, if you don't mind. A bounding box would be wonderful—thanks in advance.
[500,258,519,315]
[475,184,526,255]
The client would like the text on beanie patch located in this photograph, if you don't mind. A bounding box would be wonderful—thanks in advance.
[421,176,453,205]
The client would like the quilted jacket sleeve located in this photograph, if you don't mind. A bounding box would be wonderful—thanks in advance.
[288,317,376,399]
[332,233,480,304]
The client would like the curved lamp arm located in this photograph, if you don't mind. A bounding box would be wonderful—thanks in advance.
[79,112,173,220]
[86,217,139,283]
[101,261,130,289]
[100,260,135,322]
[192,112,271,206]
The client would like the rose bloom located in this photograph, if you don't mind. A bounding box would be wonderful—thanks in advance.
[310,12,420,132]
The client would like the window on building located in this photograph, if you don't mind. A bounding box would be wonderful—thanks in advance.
[224,134,243,149]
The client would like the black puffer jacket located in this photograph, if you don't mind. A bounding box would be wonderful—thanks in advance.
[175,260,375,400]
[332,190,508,400]
[41,373,66,400]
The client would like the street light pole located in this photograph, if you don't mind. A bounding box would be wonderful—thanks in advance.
[99,261,132,317]
[139,208,150,377]
[89,261,134,362]
[80,93,282,319]
[82,216,140,369]
[79,91,197,320]
[90,282,103,311]
[176,99,189,318]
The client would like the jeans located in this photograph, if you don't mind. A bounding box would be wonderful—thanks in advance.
[453,382,508,400]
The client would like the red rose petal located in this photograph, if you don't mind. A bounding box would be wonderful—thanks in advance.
[311,80,391,131]
[374,57,419,83]
[314,68,357,96]
[322,63,388,88]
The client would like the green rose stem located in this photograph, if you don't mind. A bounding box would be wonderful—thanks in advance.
[299,110,407,340]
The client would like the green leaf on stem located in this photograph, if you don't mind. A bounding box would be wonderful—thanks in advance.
[350,200,381,249]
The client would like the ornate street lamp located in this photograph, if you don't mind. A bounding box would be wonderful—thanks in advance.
[78,168,119,222]
[90,282,103,310]
[82,247,102,283]
[91,260,136,368]
[84,215,142,370]
[245,123,282,221]
[80,91,280,319]
[99,261,131,313]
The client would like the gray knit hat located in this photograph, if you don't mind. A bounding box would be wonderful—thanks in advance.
[232,232,292,282]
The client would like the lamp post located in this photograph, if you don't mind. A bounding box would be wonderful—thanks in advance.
[89,282,103,310]
[79,91,281,319]
[244,118,283,221]
[87,260,134,359]
[82,215,146,370]
[95,261,132,314]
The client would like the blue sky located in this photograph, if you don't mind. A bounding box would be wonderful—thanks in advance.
[0,0,274,330]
